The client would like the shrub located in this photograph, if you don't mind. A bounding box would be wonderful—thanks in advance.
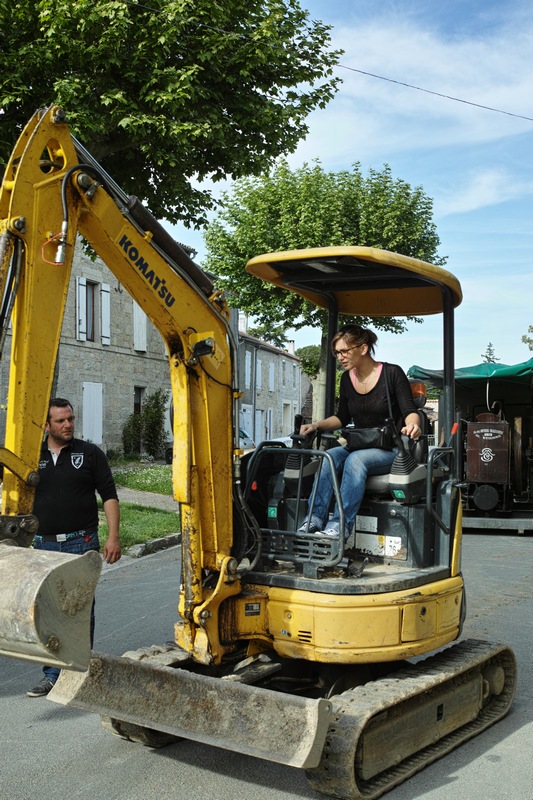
[122,388,169,459]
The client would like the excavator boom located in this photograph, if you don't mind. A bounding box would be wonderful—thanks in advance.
[0,106,239,668]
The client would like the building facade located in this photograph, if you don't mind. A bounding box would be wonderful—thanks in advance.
[1,245,306,453]
[238,327,307,444]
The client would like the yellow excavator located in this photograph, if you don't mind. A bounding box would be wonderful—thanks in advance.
[0,107,516,799]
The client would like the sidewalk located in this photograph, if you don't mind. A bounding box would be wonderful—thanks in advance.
[116,486,181,559]
[116,486,179,512]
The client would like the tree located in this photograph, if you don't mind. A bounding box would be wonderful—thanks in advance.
[122,388,169,458]
[204,160,445,337]
[295,345,321,377]
[522,326,533,351]
[205,160,445,418]
[481,343,500,363]
[247,323,289,349]
[0,0,341,225]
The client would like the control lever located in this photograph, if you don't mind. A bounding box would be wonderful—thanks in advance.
[386,418,426,504]
[291,414,317,449]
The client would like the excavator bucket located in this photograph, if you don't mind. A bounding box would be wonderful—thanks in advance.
[0,547,101,669]
[50,652,333,768]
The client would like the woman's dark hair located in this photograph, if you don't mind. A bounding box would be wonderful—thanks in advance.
[331,325,378,356]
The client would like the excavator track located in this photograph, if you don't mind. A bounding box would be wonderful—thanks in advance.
[306,639,516,800]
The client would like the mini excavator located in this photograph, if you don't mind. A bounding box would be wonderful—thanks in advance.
[0,107,516,799]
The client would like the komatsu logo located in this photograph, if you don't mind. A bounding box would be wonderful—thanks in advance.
[118,234,175,308]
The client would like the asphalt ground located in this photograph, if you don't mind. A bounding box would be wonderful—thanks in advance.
[1,531,531,800]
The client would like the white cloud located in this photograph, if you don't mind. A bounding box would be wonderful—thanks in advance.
[292,13,533,167]
[435,169,533,216]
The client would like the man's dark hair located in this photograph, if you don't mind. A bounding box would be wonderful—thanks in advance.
[47,397,74,422]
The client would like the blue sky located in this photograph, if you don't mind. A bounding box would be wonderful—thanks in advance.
[171,0,533,372]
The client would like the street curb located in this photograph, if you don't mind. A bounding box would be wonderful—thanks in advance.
[127,533,181,558]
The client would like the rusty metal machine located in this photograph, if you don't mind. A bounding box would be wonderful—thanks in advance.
[409,360,533,533]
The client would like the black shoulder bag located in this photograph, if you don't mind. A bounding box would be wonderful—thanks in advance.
[342,364,394,451]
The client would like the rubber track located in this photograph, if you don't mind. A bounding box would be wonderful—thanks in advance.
[305,639,516,800]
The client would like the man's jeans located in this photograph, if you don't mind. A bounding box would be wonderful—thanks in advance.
[307,445,397,534]
[32,531,100,683]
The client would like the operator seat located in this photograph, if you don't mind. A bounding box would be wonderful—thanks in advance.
[365,382,430,495]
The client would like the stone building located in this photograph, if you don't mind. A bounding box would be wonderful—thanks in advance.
[237,319,308,444]
[0,243,171,454]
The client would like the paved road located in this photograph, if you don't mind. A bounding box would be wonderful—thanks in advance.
[1,532,531,800]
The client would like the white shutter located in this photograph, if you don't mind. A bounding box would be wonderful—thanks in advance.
[101,283,111,345]
[82,382,103,443]
[76,276,87,341]
[255,408,264,443]
[245,351,252,389]
[133,301,147,352]
[256,358,262,390]
[240,404,253,435]
[269,362,275,391]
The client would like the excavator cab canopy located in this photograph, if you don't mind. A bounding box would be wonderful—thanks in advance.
[245,246,462,318]
[246,246,462,425]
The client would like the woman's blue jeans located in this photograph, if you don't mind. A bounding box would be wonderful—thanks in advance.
[32,531,100,683]
[307,445,396,534]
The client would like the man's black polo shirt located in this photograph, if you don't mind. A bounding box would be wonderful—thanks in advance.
[33,437,118,536]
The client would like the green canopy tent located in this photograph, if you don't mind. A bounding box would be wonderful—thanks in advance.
[408,359,533,421]
[409,359,533,388]
[409,360,533,530]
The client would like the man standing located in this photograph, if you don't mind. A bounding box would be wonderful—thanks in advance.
[27,397,121,697]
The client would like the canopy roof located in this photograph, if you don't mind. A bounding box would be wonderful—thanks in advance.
[408,359,533,389]
[246,247,462,317]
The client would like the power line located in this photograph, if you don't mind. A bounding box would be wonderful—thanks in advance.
[338,65,533,123]
[108,1,533,124]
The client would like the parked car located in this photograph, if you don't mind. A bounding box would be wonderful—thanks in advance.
[165,428,255,464]
[239,428,255,449]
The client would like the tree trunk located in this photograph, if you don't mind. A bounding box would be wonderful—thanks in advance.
[312,334,330,420]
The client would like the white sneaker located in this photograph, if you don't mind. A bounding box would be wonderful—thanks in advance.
[298,519,320,533]
[321,523,340,537]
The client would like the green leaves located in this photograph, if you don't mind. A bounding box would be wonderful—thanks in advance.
[204,160,444,338]
[0,0,341,225]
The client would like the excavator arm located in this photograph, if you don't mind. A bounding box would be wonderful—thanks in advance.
[0,106,245,667]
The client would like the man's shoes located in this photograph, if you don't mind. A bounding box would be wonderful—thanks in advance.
[27,677,55,697]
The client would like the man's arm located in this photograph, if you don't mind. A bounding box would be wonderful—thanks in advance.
[102,498,121,563]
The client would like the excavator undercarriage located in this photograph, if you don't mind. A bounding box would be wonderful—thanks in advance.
[48,639,515,800]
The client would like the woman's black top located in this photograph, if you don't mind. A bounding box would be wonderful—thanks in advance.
[336,363,417,431]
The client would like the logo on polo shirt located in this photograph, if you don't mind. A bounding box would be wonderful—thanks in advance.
[71,453,84,469]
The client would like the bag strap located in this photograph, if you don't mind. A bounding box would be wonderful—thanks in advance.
[383,363,393,419]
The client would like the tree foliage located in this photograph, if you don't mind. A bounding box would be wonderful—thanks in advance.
[204,160,445,337]
[481,342,500,363]
[247,323,289,349]
[122,388,169,458]
[295,344,321,376]
[522,326,533,351]
[0,0,341,225]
